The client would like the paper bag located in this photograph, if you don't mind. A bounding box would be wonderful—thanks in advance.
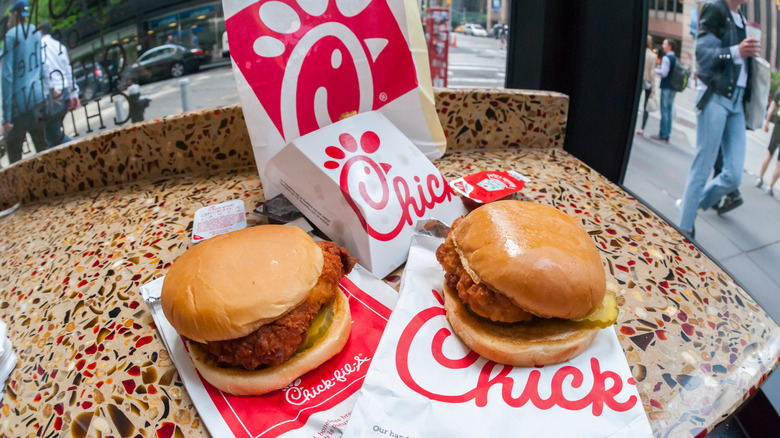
[141,264,399,438]
[746,57,770,131]
[265,111,466,278]
[344,226,654,438]
[223,0,446,198]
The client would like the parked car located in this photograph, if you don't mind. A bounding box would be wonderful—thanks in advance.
[461,23,487,37]
[73,62,111,101]
[123,44,204,85]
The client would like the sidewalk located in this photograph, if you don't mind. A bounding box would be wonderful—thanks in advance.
[624,83,780,412]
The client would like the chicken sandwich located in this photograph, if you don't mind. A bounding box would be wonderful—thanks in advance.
[161,225,356,395]
[436,200,617,367]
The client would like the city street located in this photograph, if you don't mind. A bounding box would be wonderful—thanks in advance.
[625,85,780,319]
[447,33,506,88]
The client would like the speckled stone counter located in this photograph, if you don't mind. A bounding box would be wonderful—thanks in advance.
[1,89,778,438]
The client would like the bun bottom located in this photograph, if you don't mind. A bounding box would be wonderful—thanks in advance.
[186,289,352,396]
[442,285,599,367]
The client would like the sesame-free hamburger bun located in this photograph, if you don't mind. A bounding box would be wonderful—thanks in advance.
[161,225,354,395]
[436,200,615,367]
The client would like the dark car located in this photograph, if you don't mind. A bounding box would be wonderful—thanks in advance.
[73,62,111,101]
[124,44,204,84]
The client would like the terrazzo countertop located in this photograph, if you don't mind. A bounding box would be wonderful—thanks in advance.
[0,89,778,438]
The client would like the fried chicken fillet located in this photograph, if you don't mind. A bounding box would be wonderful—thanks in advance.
[196,241,357,370]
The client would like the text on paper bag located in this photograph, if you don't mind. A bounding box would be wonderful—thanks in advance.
[322,130,457,241]
[395,289,640,416]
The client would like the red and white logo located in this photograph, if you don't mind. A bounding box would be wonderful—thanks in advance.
[322,129,457,241]
[226,0,419,142]
[394,289,639,416]
[198,277,392,438]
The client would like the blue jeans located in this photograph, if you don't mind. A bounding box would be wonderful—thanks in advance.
[659,88,676,139]
[45,88,71,149]
[678,87,746,231]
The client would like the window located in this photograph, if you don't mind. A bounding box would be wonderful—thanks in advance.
[138,48,162,63]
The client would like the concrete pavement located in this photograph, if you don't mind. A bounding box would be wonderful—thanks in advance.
[624,83,780,412]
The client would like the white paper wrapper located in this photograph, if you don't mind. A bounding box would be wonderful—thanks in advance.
[344,225,654,438]
[142,263,398,438]
[0,321,17,399]
[223,0,445,199]
[265,111,466,278]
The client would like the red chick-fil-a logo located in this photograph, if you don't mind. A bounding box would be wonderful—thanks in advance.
[226,0,418,141]
[283,354,372,406]
[394,290,639,416]
[323,131,456,241]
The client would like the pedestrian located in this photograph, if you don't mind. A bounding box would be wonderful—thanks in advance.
[651,38,678,143]
[39,20,80,149]
[755,88,780,196]
[636,35,657,136]
[1,0,47,164]
[677,0,761,237]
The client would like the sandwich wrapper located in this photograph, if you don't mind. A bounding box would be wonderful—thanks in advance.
[223,0,445,199]
[343,223,654,438]
[141,263,398,438]
[265,111,466,278]
[0,321,18,398]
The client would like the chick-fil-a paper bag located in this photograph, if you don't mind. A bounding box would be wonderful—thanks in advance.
[343,225,654,438]
[223,0,446,199]
[264,111,466,279]
[142,264,398,438]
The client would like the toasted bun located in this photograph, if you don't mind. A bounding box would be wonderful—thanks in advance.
[451,200,605,319]
[186,289,352,395]
[161,225,324,343]
[442,285,599,367]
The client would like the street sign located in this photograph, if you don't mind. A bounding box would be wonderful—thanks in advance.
[425,7,450,87]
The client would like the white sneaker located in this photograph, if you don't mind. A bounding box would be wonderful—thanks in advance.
[756,177,763,188]
[675,198,682,208]
[767,186,774,196]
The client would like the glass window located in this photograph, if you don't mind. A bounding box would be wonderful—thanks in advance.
[138,47,163,63]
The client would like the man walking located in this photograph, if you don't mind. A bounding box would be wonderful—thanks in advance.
[39,20,80,148]
[678,0,760,237]
[1,0,46,164]
[651,39,678,143]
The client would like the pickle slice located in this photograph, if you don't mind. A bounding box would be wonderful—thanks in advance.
[296,307,334,353]
[575,291,618,329]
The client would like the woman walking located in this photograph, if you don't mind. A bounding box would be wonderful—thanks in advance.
[636,36,657,136]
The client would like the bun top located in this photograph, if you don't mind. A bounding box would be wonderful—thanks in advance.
[451,200,605,319]
[161,225,324,343]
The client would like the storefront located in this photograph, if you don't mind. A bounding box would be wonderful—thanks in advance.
[64,0,226,73]
[144,3,225,62]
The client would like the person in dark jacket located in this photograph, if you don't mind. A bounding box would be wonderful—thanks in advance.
[677,0,760,237]
[651,39,678,143]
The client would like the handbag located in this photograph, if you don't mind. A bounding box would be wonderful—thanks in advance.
[646,93,659,113]
[643,80,652,91]
[745,57,771,130]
